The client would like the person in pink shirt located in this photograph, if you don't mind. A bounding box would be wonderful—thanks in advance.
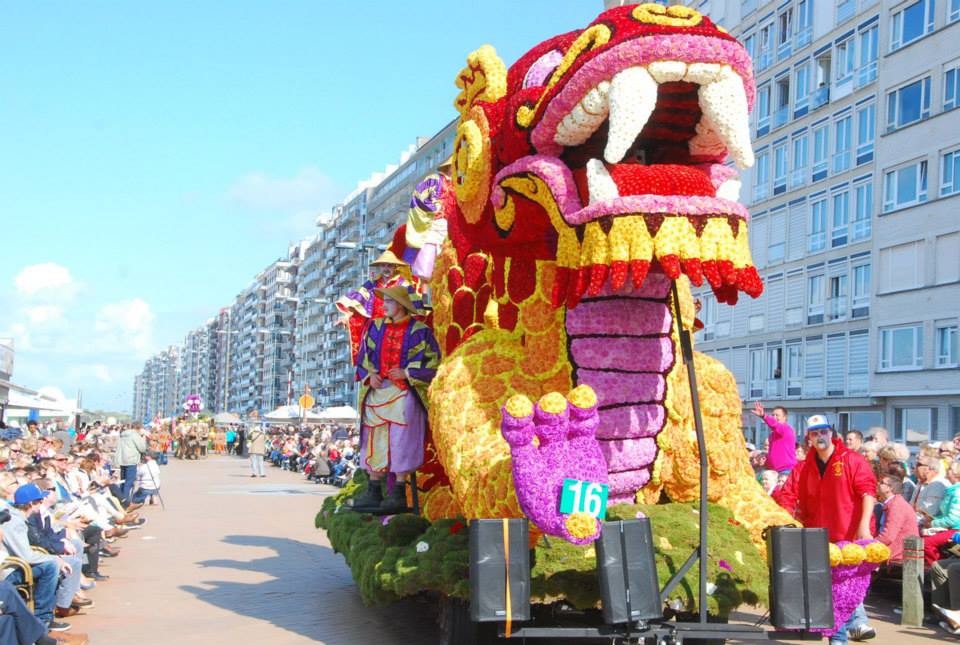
[752,401,797,474]
[876,473,920,563]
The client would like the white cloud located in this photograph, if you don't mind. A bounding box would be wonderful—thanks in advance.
[14,263,74,296]
[94,298,155,356]
[227,166,342,214]
[24,305,64,325]
[67,364,113,384]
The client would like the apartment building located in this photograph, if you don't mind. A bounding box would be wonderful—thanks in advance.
[693,0,959,447]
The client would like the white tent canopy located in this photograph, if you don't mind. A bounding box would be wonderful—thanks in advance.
[317,405,357,421]
[3,388,79,418]
[213,412,242,425]
[262,405,323,423]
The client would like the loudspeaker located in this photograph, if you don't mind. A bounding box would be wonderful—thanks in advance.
[469,519,531,623]
[596,519,663,624]
[766,527,833,629]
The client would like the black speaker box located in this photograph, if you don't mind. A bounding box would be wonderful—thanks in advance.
[596,519,663,624]
[469,519,531,623]
[766,526,834,629]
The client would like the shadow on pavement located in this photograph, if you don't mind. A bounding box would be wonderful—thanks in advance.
[180,534,439,645]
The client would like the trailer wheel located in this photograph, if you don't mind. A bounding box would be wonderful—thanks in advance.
[437,596,500,645]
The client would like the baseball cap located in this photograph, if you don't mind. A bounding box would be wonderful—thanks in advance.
[14,483,49,505]
[805,415,832,432]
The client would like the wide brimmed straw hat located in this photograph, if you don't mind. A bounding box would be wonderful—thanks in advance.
[375,286,418,315]
[371,249,407,266]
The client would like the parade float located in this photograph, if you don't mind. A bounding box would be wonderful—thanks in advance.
[317,4,886,642]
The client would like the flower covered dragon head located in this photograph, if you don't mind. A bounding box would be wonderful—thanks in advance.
[448,3,761,309]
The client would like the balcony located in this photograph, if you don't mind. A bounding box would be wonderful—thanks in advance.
[811,86,830,110]
[773,105,789,129]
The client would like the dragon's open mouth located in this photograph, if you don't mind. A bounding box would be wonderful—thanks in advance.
[493,39,762,308]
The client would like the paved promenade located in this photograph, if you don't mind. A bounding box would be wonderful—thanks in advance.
[66,455,950,644]
[68,455,438,645]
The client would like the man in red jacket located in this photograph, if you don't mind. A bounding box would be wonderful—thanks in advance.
[776,415,878,643]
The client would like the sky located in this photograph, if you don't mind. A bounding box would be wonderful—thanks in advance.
[0,1,603,412]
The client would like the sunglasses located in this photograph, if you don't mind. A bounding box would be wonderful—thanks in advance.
[807,428,832,436]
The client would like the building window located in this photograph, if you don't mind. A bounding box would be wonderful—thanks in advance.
[743,33,757,62]
[857,25,879,87]
[754,149,771,201]
[778,8,794,59]
[758,22,774,71]
[795,63,811,117]
[809,198,827,252]
[934,233,960,284]
[951,0,960,21]
[813,124,830,181]
[749,349,764,398]
[808,274,825,324]
[856,103,875,165]
[880,324,924,370]
[774,143,788,194]
[891,0,936,52]
[943,148,960,196]
[757,83,772,136]
[896,407,933,446]
[853,180,873,240]
[792,134,809,187]
[838,0,857,23]
[937,324,959,367]
[775,76,791,128]
[786,343,803,396]
[833,115,852,173]
[947,64,960,110]
[836,35,856,83]
[852,263,871,317]
[766,345,784,397]
[804,337,825,397]
[879,239,924,292]
[886,77,932,132]
[797,0,814,46]
[814,52,832,109]
[832,190,849,247]
[883,160,928,211]
[828,273,848,321]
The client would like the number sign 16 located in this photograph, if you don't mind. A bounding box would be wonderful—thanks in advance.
[559,478,609,519]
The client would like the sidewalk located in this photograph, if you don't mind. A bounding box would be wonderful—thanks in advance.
[65,455,951,644]
[67,456,438,645]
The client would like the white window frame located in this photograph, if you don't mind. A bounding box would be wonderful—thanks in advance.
[857,25,879,87]
[774,142,788,189]
[792,133,809,188]
[835,34,856,83]
[749,349,764,398]
[832,190,849,247]
[828,272,848,321]
[797,0,814,46]
[758,22,774,71]
[936,323,959,368]
[951,0,960,22]
[883,159,928,212]
[808,274,825,322]
[755,149,771,201]
[886,76,932,132]
[813,124,830,179]
[785,343,803,397]
[852,263,871,312]
[942,147,960,196]
[879,323,925,371]
[890,0,937,51]
[856,102,876,165]
[795,64,811,114]
[833,114,852,173]
[757,83,772,133]
[946,63,960,111]
[853,179,873,240]
[809,198,828,252]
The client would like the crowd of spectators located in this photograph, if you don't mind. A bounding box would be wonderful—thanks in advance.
[747,406,960,639]
[0,418,163,645]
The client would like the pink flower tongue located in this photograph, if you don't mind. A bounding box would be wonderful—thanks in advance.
[572,164,716,205]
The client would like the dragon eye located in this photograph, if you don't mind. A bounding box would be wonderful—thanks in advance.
[522,50,563,89]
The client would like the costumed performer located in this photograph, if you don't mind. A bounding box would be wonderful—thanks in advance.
[351,285,441,513]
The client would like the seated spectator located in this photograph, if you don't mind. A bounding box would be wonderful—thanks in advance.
[760,469,780,496]
[859,440,879,464]
[845,430,863,452]
[913,450,950,520]
[875,474,919,563]
[132,453,160,505]
[886,461,917,506]
[922,461,960,565]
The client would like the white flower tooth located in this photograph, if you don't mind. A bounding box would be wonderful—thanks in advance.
[555,109,598,146]
[689,115,726,157]
[581,87,608,116]
[648,61,687,83]
[604,66,658,164]
[586,158,619,204]
[570,104,593,127]
[685,62,721,85]
[698,67,755,168]
[716,178,742,202]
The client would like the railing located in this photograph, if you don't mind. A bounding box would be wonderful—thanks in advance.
[812,86,830,110]
[837,0,856,23]
[774,105,790,129]
[856,61,877,88]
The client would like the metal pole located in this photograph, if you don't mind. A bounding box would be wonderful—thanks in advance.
[225,320,232,413]
[670,280,709,625]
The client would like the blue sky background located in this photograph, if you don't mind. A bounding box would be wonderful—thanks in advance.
[0,1,602,411]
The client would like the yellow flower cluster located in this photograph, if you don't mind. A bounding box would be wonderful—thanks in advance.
[841,543,866,566]
[453,106,493,224]
[567,384,597,410]
[505,394,534,419]
[539,392,568,414]
[864,541,891,564]
[827,541,891,568]
[632,3,703,28]
[453,44,507,118]
[564,512,598,540]
[829,543,843,567]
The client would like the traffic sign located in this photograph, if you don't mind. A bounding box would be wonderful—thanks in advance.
[299,394,315,410]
